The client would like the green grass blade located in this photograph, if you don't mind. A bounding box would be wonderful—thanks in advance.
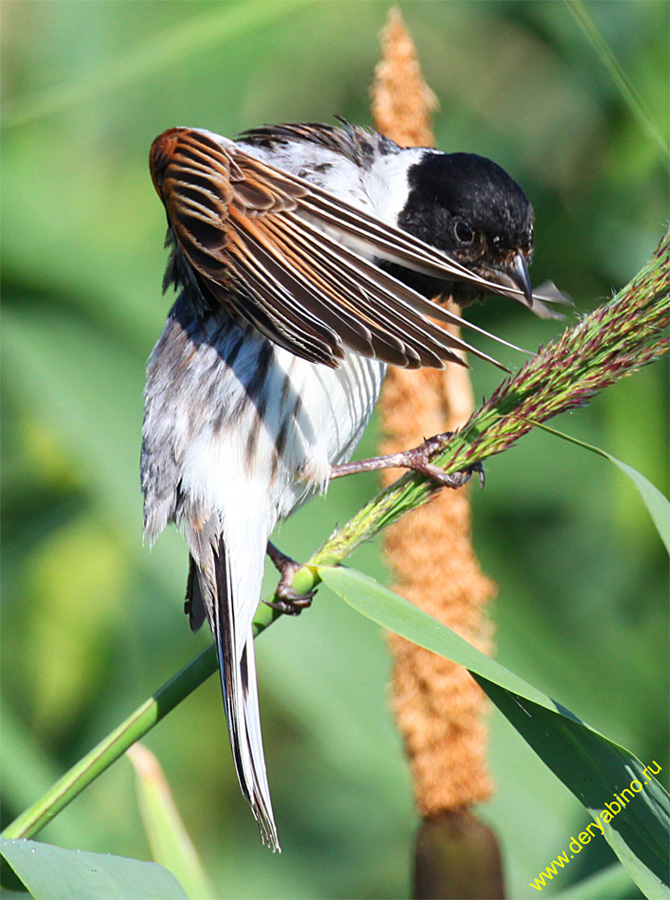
[127,744,213,900]
[0,838,188,900]
[319,565,670,899]
[565,0,669,164]
[534,423,670,554]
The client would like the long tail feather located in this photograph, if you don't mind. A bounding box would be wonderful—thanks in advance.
[187,531,280,851]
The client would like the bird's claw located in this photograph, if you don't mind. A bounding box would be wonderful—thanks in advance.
[265,542,316,616]
[265,588,316,617]
[402,432,485,489]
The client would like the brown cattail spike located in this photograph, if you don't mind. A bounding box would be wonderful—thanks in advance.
[372,6,439,148]
[372,7,496,818]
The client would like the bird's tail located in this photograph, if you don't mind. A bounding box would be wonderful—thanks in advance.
[186,527,280,852]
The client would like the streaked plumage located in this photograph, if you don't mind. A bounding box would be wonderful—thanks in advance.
[142,121,567,850]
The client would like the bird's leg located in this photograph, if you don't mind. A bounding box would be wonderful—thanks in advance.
[330,431,485,489]
[264,541,316,616]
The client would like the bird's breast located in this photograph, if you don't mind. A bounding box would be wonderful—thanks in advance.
[144,297,386,529]
[234,328,387,517]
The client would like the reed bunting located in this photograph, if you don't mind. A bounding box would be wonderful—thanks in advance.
[142,120,567,850]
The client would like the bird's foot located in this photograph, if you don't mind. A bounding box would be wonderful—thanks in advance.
[265,541,316,616]
[330,431,485,489]
[400,432,486,489]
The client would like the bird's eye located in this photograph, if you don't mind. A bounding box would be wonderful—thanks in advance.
[454,221,474,244]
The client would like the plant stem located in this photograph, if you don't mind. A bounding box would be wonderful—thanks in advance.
[0,604,278,841]
[1,648,209,840]
[3,233,667,841]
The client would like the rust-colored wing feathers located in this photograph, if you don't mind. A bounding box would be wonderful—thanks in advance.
[150,127,519,370]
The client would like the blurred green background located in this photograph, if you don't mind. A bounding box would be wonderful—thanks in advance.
[2,1,668,897]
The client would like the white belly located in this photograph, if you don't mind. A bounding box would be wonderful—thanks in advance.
[159,309,386,530]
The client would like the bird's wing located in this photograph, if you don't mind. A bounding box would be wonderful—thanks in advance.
[150,127,537,370]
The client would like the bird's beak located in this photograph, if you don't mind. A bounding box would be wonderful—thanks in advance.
[509,252,533,306]
[486,252,534,308]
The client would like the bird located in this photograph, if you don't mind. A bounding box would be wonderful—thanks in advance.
[141,120,568,851]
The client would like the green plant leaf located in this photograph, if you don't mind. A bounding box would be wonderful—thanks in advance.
[127,744,213,900]
[535,423,670,553]
[0,838,188,900]
[318,565,670,900]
